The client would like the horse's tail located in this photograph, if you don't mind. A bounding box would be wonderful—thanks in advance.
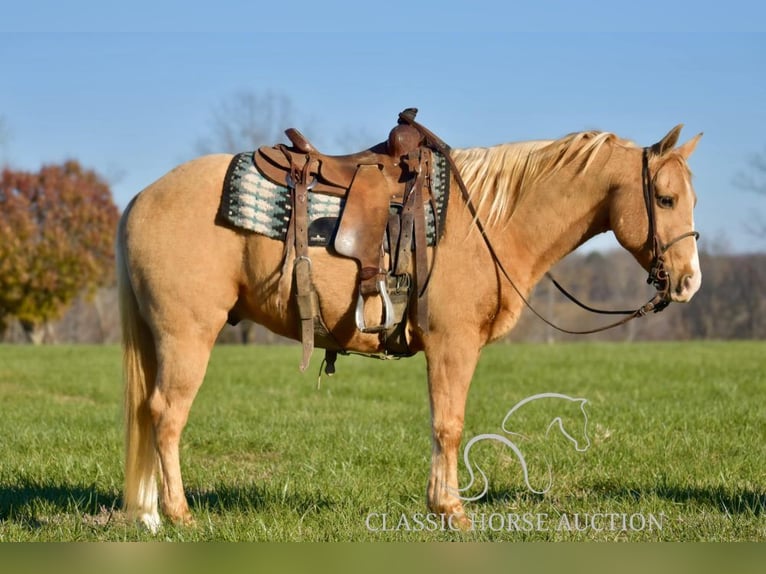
[117,201,161,531]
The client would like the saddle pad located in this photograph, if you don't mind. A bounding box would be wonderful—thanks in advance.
[218,151,450,246]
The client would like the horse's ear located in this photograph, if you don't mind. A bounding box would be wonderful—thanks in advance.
[677,132,703,159]
[650,124,684,156]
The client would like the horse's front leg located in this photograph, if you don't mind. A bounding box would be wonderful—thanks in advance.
[424,334,481,529]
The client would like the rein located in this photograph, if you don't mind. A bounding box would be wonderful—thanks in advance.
[398,112,699,335]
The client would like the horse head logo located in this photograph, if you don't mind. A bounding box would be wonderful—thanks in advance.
[452,393,591,501]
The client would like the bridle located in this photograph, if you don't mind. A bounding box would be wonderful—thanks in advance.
[398,112,700,335]
[641,147,700,312]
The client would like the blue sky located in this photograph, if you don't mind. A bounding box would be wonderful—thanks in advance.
[1,3,765,253]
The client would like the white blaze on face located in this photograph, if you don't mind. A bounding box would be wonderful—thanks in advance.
[673,216,702,303]
[686,216,702,297]
[670,172,702,303]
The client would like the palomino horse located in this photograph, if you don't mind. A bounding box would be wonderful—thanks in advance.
[117,122,702,531]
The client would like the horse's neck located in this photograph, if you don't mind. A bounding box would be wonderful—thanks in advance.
[499,152,618,289]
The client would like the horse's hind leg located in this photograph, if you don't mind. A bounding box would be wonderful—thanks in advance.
[148,328,219,525]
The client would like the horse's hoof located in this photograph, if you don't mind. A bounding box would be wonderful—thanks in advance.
[139,512,161,534]
[448,512,472,531]
[168,513,196,528]
[428,499,471,531]
[168,513,197,527]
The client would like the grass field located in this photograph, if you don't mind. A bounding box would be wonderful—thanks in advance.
[0,341,763,541]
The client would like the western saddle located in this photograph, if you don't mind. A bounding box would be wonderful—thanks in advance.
[254,108,442,372]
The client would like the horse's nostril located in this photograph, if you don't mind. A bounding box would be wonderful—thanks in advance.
[677,274,693,294]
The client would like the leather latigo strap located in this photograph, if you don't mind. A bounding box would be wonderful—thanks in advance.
[287,155,318,372]
[410,150,431,332]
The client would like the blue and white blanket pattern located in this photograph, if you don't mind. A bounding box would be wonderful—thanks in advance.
[219,150,450,245]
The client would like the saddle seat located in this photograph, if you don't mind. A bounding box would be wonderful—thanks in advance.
[254,120,424,200]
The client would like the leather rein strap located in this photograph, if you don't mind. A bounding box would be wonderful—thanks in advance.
[398,112,699,335]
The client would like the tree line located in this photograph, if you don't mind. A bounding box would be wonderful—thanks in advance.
[508,248,766,342]
[1,246,763,344]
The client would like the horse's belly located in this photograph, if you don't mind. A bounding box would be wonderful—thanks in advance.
[238,238,408,354]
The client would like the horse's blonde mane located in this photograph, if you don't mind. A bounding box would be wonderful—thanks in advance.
[452,131,631,227]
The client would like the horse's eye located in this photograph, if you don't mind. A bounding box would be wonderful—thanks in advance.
[657,195,675,209]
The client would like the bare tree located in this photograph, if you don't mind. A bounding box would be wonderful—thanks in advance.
[734,146,766,239]
[332,125,378,155]
[195,91,306,154]
[195,91,311,343]
[195,91,377,156]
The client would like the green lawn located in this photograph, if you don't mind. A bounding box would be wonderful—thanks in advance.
[0,342,763,541]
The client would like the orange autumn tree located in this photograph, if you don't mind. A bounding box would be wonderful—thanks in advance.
[0,161,119,342]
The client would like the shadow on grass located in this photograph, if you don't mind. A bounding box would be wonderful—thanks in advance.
[188,483,335,515]
[589,481,766,515]
[463,482,765,516]
[470,487,548,506]
[0,480,120,524]
[1,479,335,522]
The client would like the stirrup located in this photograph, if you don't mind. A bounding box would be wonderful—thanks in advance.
[355,278,396,333]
